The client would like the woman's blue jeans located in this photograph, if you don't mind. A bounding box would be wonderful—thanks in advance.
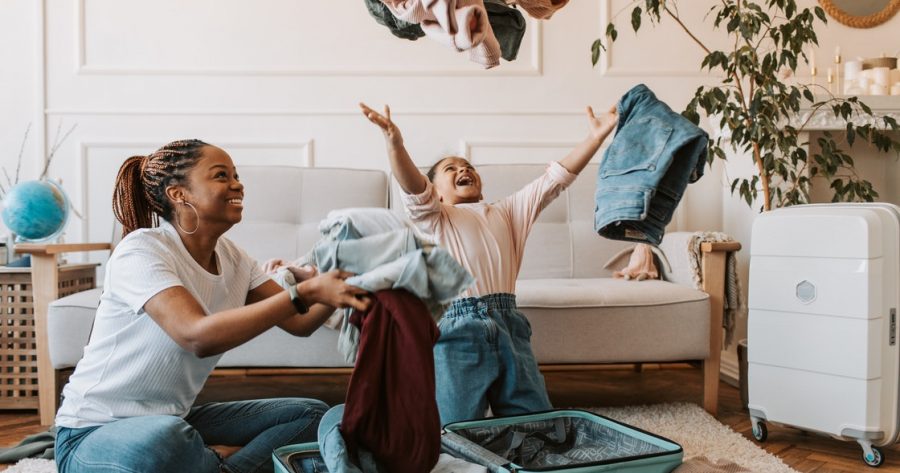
[55,398,328,473]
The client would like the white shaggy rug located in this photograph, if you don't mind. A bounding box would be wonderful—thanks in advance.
[591,402,798,473]
[4,403,795,473]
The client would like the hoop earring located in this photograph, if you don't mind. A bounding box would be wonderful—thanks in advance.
[175,201,200,235]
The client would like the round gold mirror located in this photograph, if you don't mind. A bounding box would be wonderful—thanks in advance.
[818,0,900,28]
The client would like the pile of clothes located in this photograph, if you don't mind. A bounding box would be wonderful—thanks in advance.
[365,0,571,68]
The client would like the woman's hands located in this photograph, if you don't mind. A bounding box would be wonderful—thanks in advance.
[261,259,318,282]
[360,102,403,148]
[586,105,618,145]
[300,270,372,312]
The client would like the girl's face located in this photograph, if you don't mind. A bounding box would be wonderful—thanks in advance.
[177,146,245,232]
[431,157,483,205]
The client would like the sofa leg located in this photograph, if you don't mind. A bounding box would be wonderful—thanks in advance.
[702,358,720,417]
[700,246,727,418]
[633,363,643,373]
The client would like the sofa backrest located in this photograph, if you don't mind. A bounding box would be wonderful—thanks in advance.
[389,163,638,279]
[225,163,673,280]
[224,166,389,262]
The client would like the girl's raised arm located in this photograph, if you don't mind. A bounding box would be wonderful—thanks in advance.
[360,103,428,195]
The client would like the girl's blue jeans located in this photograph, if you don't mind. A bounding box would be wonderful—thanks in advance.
[55,397,328,473]
[435,293,552,425]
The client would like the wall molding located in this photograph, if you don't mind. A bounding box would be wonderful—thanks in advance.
[74,0,542,77]
[597,1,707,78]
[720,350,739,386]
[460,139,582,161]
[459,139,580,164]
[75,139,314,243]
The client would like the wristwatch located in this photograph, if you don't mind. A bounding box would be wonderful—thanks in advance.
[287,284,309,314]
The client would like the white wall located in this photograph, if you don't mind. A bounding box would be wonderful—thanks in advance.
[2,0,899,377]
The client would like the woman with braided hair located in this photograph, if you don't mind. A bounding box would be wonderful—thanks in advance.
[54,139,372,473]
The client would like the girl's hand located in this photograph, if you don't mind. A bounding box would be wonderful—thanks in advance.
[288,264,318,283]
[360,103,403,147]
[261,258,287,274]
[301,270,372,312]
[586,105,618,144]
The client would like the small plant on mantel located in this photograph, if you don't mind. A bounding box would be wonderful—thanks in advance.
[593,0,900,211]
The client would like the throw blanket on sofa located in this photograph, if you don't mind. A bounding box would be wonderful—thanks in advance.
[687,232,741,348]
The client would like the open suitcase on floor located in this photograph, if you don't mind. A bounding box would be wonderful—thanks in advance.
[274,409,683,472]
[441,409,682,473]
[748,203,900,467]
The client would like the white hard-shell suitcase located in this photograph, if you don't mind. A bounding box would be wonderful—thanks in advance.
[748,203,900,467]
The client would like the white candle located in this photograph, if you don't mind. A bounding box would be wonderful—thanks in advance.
[858,76,871,89]
[843,60,862,81]
[891,83,900,96]
[870,84,888,95]
[835,46,841,59]
[809,46,816,70]
[873,67,891,86]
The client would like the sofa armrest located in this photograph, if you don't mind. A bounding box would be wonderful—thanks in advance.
[658,232,697,287]
[658,232,741,289]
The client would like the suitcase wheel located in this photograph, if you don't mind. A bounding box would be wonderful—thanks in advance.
[862,445,884,468]
[751,421,767,442]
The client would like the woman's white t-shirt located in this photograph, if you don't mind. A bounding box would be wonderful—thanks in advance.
[55,220,270,428]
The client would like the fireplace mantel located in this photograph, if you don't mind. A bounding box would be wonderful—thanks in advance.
[797,96,900,131]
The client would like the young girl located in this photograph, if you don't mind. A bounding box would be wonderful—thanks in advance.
[360,103,618,424]
[54,139,371,473]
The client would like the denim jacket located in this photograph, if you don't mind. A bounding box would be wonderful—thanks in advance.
[594,84,708,245]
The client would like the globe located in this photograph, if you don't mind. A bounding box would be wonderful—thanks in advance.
[1,179,70,242]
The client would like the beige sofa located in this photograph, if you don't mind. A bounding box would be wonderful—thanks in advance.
[47,164,738,421]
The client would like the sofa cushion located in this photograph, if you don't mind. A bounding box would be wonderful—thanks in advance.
[48,287,103,369]
[516,279,710,364]
[218,327,351,368]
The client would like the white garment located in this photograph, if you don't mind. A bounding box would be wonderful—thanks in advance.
[55,220,269,428]
[431,453,488,473]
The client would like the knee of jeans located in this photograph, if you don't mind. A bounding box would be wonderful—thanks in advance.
[144,416,199,446]
[278,398,329,424]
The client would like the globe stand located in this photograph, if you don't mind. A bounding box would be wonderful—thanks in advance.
[5,233,32,267]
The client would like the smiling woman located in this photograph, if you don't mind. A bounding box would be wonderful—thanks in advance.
[818,0,900,28]
[53,139,373,473]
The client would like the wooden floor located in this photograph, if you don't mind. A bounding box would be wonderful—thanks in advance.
[1,364,897,472]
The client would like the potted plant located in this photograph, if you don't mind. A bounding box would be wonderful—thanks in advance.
[592,0,900,211]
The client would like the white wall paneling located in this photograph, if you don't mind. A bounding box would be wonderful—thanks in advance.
[74,0,543,77]
[597,1,724,77]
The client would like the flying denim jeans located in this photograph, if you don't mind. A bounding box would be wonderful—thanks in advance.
[434,293,552,425]
[54,398,327,473]
[594,83,708,245]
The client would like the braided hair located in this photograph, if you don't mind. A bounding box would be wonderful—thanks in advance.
[112,139,209,237]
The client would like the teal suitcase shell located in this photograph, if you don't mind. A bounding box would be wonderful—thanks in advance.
[273,442,325,473]
[441,409,683,473]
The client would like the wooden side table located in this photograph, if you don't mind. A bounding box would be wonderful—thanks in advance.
[14,243,111,425]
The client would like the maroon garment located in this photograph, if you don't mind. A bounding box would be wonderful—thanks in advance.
[342,289,442,473]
